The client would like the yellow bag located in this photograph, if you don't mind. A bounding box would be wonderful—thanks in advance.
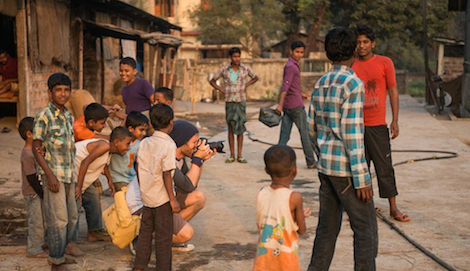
[102,187,141,249]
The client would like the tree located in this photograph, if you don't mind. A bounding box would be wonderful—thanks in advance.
[189,0,284,57]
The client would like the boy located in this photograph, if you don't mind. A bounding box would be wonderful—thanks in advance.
[32,73,83,271]
[253,145,310,271]
[108,111,148,192]
[276,41,317,169]
[73,103,109,142]
[134,103,179,271]
[154,86,174,106]
[352,25,408,222]
[19,117,47,258]
[307,27,378,271]
[209,47,258,163]
[74,127,133,242]
[119,57,154,114]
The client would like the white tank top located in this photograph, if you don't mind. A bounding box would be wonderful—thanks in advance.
[74,138,110,192]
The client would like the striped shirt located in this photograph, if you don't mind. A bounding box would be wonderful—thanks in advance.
[212,63,256,102]
[308,65,371,189]
[33,102,76,183]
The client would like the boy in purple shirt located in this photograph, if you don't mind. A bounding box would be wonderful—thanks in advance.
[119,57,155,114]
[276,41,316,169]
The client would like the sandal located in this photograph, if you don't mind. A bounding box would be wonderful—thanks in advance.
[237,157,248,163]
[225,157,235,163]
[391,213,411,222]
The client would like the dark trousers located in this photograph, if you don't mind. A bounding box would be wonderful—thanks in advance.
[308,173,378,271]
[278,106,316,166]
[364,125,398,198]
[134,203,173,271]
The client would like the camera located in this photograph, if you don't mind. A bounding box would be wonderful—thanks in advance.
[198,138,225,153]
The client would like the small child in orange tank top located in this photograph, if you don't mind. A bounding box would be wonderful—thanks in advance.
[253,145,311,271]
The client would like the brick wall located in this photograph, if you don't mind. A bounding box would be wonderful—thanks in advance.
[27,63,78,117]
[442,57,464,82]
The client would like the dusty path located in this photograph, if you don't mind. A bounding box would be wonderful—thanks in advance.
[1,96,469,270]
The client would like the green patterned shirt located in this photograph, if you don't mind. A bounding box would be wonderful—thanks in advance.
[33,102,75,183]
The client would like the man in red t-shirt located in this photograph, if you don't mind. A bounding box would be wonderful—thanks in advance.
[352,25,410,222]
[0,49,19,96]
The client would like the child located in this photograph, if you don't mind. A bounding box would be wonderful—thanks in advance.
[253,145,310,271]
[119,57,154,114]
[74,127,133,242]
[108,111,148,192]
[134,103,179,271]
[19,117,47,258]
[276,41,317,169]
[307,27,377,271]
[32,73,83,270]
[154,86,174,106]
[73,103,109,142]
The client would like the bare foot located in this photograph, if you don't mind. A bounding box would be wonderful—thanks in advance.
[65,242,85,257]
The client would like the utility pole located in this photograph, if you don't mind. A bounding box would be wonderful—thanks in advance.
[423,0,431,104]
[462,0,470,117]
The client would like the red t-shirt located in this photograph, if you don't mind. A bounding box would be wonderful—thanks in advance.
[0,57,18,80]
[352,55,396,126]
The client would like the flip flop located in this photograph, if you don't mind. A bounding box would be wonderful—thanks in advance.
[225,157,235,163]
[237,157,248,163]
[391,213,411,222]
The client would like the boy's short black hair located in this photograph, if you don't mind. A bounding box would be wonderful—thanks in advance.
[264,145,296,177]
[18,117,34,141]
[325,27,357,63]
[155,87,174,102]
[356,25,375,42]
[110,126,133,142]
[0,49,7,55]
[126,111,149,128]
[291,41,306,50]
[119,57,137,69]
[149,103,174,130]
[229,47,241,56]
[48,73,72,90]
[84,103,108,123]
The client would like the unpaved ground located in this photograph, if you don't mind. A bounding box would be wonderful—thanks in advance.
[1,96,470,270]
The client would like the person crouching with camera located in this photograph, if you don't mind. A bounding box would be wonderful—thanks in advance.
[169,120,216,251]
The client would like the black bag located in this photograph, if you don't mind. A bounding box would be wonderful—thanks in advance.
[259,107,281,127]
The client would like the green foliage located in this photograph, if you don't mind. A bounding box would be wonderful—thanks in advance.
[189,0,284,54]
[408,79,426,97]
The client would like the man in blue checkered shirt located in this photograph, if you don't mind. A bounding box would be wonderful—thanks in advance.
[307,27,378,271]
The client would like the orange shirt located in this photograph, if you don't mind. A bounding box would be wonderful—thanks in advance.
[352,55,396,126]
[73,115,95,142]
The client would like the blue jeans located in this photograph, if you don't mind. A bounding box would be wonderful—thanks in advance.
[24,194,46,256]
[74,184,103,238]
[42,177,78,265]
[278,106,316,166]
[308,173,378,271]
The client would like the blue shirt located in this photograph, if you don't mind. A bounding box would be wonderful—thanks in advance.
[109,140,140,184]
[308,65,371,189]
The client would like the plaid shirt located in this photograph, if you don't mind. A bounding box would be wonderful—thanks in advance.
[308,65,371,189]
[33,102,76,183]
[213,63,256,102]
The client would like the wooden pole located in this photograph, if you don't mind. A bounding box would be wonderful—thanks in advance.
[162,48,168,87]
[78,19,84,90]
[152,46,161,87]
[168,47,178,88]
[191,48,199,114]
[100,36,105,103]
